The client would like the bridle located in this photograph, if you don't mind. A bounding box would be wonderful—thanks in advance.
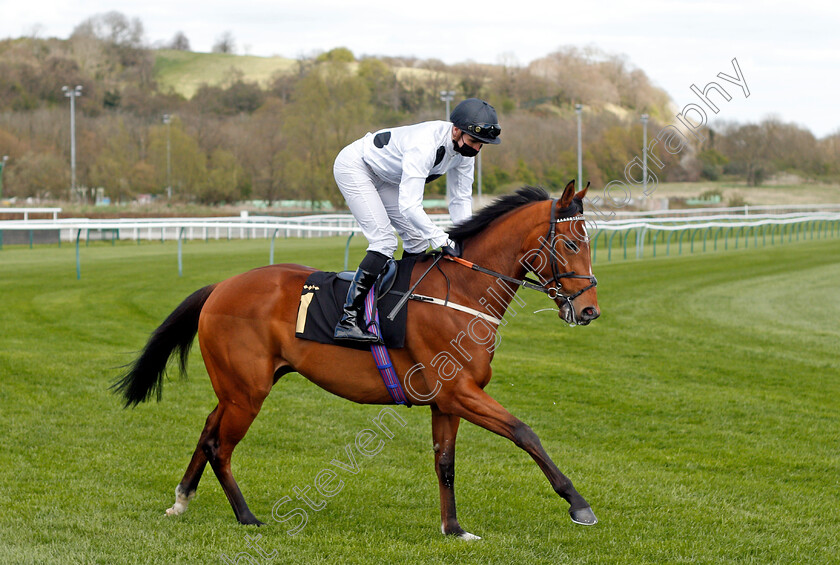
[528,198,598,300]
[445,198,598,320]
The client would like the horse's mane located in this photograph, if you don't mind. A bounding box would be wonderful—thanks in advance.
[449,185,550,243]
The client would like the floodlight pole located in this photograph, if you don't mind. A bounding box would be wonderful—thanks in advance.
[0,155,7,200]
[440,90,455,119]
[575,103,583,189]
[440,90,456,203]
[163,114,173,199]
[62,85,83,198]
[641,113,649,195]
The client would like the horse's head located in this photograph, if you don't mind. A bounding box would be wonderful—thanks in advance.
[521,180,600,326]
[448,182,600,326]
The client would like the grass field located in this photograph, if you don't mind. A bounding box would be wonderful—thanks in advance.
[154,50,297,99]
[644,180,840,207]
[151,49,448,101]
[1,236,839,564]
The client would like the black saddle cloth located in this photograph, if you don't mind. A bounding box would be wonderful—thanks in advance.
[295,256,418,351]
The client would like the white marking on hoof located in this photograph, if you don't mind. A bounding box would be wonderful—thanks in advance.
[165,485,195,517]
[442,523,482,540]
[569,506,598,526]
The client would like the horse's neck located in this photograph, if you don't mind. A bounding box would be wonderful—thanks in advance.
[454,211,540,312]
[463,212,537,282]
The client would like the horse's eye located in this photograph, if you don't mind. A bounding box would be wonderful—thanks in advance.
[564,240,579,253]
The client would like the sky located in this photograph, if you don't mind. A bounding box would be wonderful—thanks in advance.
[2,0,839,138]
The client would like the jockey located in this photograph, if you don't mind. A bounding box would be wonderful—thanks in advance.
[332,98,502,343]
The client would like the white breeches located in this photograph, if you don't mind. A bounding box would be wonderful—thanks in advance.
[334,139,429,256]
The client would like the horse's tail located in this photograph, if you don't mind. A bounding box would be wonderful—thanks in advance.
[112,284,216,408]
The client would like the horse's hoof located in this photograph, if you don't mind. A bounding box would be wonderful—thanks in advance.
[442,523,482,540]
[165,503,187,516]
[241,519,265,526]
[237,513,265,526]
[165,486,194,516]
[569,506,598,525]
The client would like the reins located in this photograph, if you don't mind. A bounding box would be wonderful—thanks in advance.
[446,198,597,306]
[445,255,556,295]
[386,253,444,321]
[386,198,597,323]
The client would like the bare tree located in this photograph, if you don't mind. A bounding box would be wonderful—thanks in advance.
[212,31,236,54]
[72,11,145,49]
[169,31,190,51]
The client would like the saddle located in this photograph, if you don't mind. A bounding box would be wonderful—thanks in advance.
[336,258,399,300]
[295,256,417,351]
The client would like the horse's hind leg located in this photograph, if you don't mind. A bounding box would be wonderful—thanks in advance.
[203,400,267,525]
[193,314,279,525]
[165,405,219,517]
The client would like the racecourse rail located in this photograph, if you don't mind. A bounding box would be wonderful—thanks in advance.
[1,204,839,279]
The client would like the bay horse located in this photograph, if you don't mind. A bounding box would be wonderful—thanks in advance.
[114,180,601,538]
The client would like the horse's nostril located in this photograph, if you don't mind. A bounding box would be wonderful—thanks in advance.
[581,307,599,320]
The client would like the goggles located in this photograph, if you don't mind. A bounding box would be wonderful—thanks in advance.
[465,123,501,140]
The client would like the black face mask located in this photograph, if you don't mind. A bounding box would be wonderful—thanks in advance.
[453,137,479,157]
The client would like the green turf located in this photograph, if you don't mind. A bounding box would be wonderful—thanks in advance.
[1,236,838,564]
[154,49,296,99]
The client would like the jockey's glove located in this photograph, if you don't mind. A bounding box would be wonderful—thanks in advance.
[440,238,462,258]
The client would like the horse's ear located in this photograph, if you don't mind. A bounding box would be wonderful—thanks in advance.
[559,180,576,207]
[574,181,590,202]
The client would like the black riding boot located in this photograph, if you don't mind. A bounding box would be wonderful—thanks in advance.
[334,251,388,343]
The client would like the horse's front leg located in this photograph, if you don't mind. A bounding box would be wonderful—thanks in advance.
[430,405,480,540]
[443,380,597,526]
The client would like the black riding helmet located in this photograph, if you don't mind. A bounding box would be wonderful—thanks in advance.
[449,98,502,145]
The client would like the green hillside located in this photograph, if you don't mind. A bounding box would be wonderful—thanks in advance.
[154,49,297,98]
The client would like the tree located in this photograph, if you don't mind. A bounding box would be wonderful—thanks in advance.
[454,62,487,99]
[88,120,135,202]
[316,47,355,63]
[718,123,771,186]
[697,148,729,181]
[818,131,840,177]
[269,71,300,104]
[0,127,29,161]
[358,58,401,120]
[198,149,247,203]
[169,31,190,51]
[148,117,207,198]
[72,11,145,49]
[221,80,265,114]
[212,31,236,54]
[4,151,67,199]
[282,63,372,206]
[514,159,537,185]
[241,97,288,205]
[71,11,147,69]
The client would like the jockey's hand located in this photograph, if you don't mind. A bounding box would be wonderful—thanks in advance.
[440,239,461,258]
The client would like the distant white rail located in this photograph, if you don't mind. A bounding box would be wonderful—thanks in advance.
[1,210,838,277]
[605,202,840,218]
[0,207,62,220]
[588,213,840,261]
[0,212,452,242]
